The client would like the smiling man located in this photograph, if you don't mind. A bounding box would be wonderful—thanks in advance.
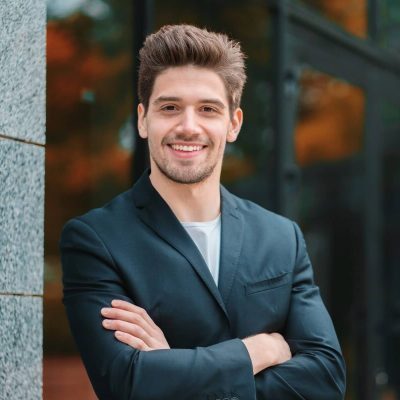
[60,24,346,400]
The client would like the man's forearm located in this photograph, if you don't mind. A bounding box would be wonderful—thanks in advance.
[104,300,292,379]
[242,333,292,375]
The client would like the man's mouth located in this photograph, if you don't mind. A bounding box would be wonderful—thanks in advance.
[169,144,205,152]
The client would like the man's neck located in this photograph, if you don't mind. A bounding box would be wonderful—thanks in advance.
[149,169,221,222]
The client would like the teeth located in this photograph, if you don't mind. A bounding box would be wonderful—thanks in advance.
[171,144,203,152]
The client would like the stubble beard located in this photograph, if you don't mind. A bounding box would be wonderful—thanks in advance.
[151,154,217,185]
[148,132,226,185]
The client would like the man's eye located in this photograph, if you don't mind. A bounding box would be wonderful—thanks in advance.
[162,105,177,111]
[202,106,216,113]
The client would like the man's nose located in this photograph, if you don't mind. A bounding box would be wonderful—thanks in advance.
[177,109,201,134]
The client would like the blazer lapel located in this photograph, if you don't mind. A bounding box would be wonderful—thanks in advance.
[132,172,229,320]
[218,186,245,306]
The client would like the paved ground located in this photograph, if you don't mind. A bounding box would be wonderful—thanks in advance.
[43,356,97,399]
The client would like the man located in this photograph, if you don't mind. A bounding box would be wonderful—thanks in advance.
[61,24,346,399]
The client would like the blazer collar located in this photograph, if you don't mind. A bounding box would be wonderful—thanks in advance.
[219,186,245,308]
[132,171,237,321]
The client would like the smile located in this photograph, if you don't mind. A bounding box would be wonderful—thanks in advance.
[169,144,204,152]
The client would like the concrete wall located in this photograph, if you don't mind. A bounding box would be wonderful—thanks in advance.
[0,0,46,398]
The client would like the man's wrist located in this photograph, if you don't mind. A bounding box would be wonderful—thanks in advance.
[242,332,292,375]
[242,334,271,375]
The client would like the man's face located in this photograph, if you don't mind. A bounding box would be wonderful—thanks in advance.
[137,65,242,185]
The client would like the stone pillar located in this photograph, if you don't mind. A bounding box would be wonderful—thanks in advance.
[0,0,46,399]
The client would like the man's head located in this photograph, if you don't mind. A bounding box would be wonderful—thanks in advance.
[137,25,246,186]
[138,24,247,116]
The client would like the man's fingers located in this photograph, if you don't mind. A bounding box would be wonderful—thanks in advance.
[114,331,151,351]
[103,319,153,346]
[101,300,171,350]
[110,300,159,330]
[101,307,155,336]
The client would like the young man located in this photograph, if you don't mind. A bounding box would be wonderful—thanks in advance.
[61,24,346,399]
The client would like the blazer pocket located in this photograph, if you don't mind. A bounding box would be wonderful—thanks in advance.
[246,272,290,295]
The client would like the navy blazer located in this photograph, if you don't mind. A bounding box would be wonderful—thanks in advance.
[60,171,346,400]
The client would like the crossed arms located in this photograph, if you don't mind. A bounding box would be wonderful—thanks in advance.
[61,218,346,399]
[101,299,291,375]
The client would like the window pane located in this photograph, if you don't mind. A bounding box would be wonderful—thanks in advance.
[294,0,368,38]
[45,1,134,398]
[294,68,366,399]
[380,0,400,52]
[295,69,365,166]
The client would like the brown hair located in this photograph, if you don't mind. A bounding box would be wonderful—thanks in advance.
[138,24,247,115]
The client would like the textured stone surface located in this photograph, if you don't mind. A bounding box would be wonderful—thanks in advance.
[0,0,46,144]
[0,139,44,295]
[0,295,42,400]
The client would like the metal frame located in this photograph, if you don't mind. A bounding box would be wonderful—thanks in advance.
[132,0,154,182]
[268,1,400,399]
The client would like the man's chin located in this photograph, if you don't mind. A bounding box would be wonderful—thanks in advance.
[159,166,215,185]
[165,172,211,185]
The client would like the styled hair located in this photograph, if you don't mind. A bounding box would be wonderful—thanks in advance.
[138,24,247,115]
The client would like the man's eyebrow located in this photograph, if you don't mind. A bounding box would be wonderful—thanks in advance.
[153,96,181,104]
[152,96,226,109]
[200,98,226,109]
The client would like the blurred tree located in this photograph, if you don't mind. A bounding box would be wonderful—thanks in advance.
[46,5,133,258]
[295,70,365,166]
[296,0,367,37]
[45,1,134,357]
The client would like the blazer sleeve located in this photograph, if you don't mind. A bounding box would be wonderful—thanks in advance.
[60,218,256,400]
[254,222,346,400]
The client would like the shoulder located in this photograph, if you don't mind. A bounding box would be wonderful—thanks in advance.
[222,187,302,251]
[223,187,295,230]
[60,187,137,244]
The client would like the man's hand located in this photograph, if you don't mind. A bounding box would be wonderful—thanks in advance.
[242,333,292,375]
[101,299,170,351]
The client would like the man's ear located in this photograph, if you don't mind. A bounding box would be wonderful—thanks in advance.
[227,107,243,143]
[137,103,148,139]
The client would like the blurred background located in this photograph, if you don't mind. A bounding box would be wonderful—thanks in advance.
[44,0,400,399]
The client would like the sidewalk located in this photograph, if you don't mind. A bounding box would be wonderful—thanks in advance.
[43,356,97,400]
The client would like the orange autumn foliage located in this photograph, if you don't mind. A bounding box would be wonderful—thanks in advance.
[47,18,132,192]
[302,0,367,38]
[46,16,133,257]
[295,70,365,167]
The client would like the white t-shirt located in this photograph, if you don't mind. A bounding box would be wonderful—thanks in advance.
[181,215,221,286]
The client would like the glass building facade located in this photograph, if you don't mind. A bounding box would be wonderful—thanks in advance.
[44,1,400,399]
